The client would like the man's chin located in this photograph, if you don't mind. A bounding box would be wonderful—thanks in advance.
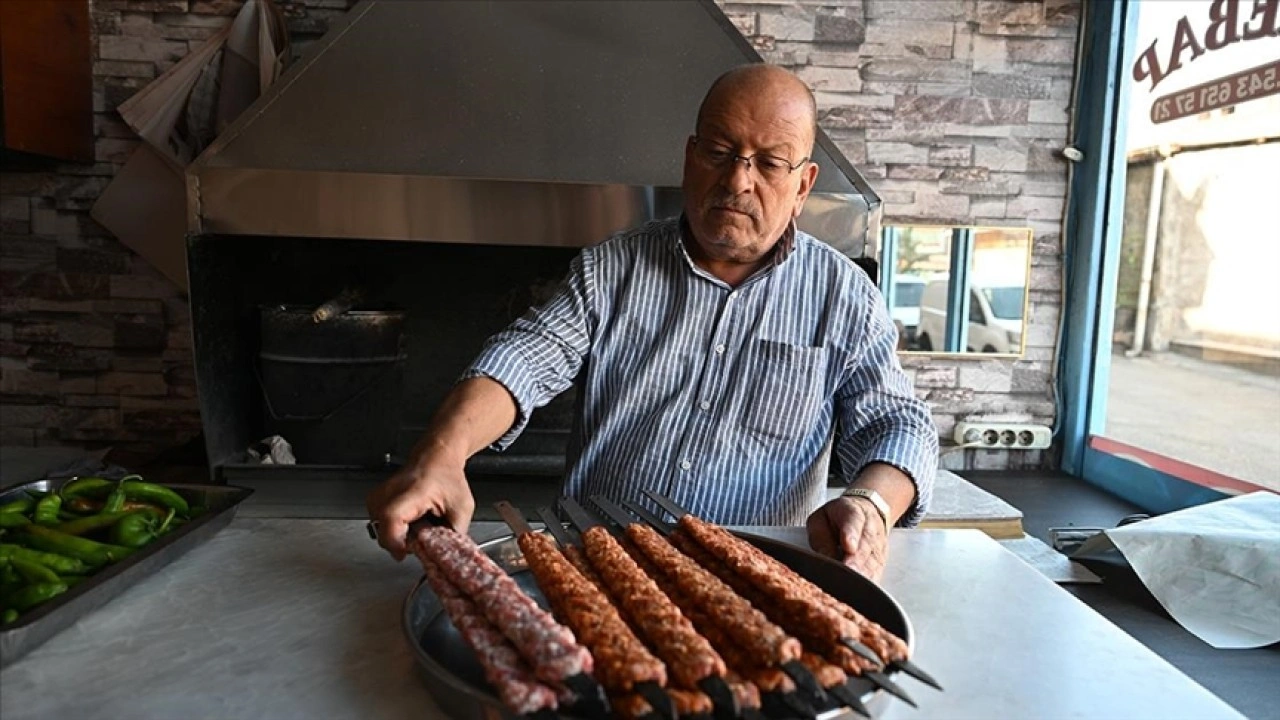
[702,217,753,240]
[703,231,750,251]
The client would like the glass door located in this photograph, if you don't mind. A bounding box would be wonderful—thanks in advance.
[1061,0,1279,512]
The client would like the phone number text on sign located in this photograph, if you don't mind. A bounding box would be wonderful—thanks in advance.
[1151,59,1280,124]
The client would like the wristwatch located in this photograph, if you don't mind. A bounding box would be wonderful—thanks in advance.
[840,487,892,533]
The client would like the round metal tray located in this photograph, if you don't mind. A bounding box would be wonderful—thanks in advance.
[402,528,914,719]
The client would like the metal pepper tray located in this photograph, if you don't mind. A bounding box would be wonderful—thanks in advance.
[402,528,913,720]
[0,477,253,667]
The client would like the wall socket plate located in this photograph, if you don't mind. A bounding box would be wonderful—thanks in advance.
[954,421,1052,450]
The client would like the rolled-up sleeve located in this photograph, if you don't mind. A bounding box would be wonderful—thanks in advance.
[833,283,939,527]
[461,250,595,450]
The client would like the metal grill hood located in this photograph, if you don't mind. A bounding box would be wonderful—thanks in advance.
[187,0,880,254]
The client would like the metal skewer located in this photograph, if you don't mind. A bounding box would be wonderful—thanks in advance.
[777,662,828,708]
[839,636,887,666]
[643,489,689,520]
[588,495,643,531]
[619,498,676,536]
[494,501,538,536]
[635,680,678,720]
[864,670,917,708]
[891,657,942,690]
[768,691,818,720]
[826,681,872,718]
[698,674,743,720]
[534,505,576,547]
[559,496,605,534]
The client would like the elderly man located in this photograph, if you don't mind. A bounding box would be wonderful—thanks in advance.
[368,64,937,579]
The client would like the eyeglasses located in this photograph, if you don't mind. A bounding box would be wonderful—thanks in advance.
[690,136,809,183]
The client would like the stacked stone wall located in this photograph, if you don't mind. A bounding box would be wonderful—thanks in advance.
[1,0,1078,471]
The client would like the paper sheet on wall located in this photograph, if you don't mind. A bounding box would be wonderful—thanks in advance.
[91,0,290,291]
[1092,492,1279,649]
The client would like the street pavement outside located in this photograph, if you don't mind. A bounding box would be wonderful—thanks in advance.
[1105,351,1280,492]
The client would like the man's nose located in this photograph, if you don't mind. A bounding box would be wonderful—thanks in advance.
[721,156,755,192]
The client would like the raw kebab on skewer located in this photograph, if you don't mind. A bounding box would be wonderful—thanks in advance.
[418,555,560,716]
[665,509,937,704]
[607,497,872,719]
[614,527,801,720]
[411,522,605,717]
[574,516,746,719]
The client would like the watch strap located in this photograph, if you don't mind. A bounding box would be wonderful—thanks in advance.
[841,487,892,532]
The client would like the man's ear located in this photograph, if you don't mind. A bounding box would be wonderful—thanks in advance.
[792,161,821,218]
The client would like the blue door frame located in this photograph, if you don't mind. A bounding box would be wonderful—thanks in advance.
[944,229,973,353]
[1057,0,1229,513]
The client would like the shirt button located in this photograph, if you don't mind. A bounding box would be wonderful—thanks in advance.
[679,459,692,470]
[699,400,711,411]
[714,344,726,354]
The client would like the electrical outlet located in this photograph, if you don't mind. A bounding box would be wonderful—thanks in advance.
[954,422,1052,450]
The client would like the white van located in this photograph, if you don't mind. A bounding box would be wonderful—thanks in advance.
[888,275,926,345]
[917,279,1024,354]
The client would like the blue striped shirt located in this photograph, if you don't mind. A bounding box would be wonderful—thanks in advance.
[464,217,938,526]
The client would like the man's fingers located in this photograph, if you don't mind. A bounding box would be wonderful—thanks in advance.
[446,490,476,536]
[844,546,870,575]
[378,489,439,560]
[806,509,840,559]
[839,504,869,558]
[382,518,409,561]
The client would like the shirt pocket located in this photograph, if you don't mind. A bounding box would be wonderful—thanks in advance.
[741,339,829,442]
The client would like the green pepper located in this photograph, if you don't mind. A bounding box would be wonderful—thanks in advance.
[0,497,34,515]
[11,556,60,585]
[0,559,19,587]
[53,510,144,538]
[17,525,134,567]
[120,480,189,516]
[64,497,101,514]
[0,569,18,596]
[0,513,30,529]
[33,494,62,527]
[101,485,127,514]
[1,608,17,624]
[7,582,67,612]
[110,508,175,549]
[64,497,166,515]
[57,477,115,500]
[0,544,89,575]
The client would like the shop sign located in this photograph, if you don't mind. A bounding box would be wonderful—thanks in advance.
[1151,58,1280,123]
[1132,0,1280,124]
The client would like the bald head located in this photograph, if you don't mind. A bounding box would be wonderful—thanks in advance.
[696,64,818,153]
[681,63,822,285]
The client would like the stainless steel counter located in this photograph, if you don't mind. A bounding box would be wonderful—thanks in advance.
[0,520,1245,719]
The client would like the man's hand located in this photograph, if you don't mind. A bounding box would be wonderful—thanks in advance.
[806,496,889,582]
[366,376,517,560]
[366,452,475,561]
